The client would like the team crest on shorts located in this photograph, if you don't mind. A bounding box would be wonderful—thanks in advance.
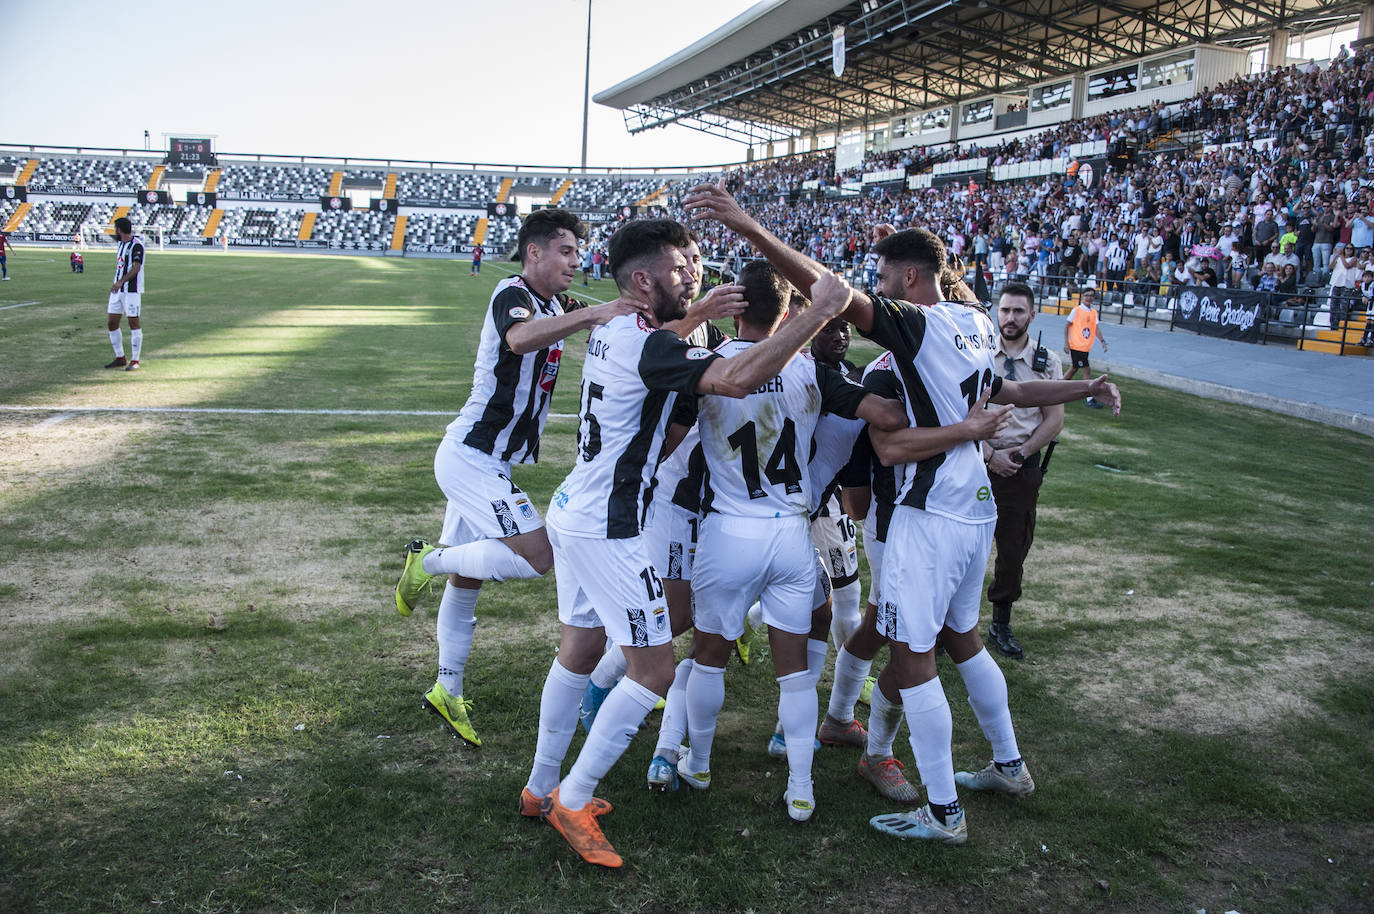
[627,607,649,647]
[878,600,898,639]
[667,542,684,579]
[514,497,535,520]
[491,499,519,536]
[652,604,667,633]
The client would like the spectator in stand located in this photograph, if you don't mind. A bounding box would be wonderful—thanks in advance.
[1359,270,1374,346]
[1329,242,1362,326]
[1313,203,1338,279]
[1255,260,1279,292]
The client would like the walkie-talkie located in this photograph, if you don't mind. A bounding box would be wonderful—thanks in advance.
[1031,331,1049,373]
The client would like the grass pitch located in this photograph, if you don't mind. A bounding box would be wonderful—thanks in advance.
[1,249,1371,913]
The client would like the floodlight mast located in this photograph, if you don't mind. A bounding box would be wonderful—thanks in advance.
[581,0,592,172]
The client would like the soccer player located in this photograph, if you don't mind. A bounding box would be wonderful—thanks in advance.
[0,230,11,280]
[521,218,857,868]
[684,182,1120,845]
[105,217,145,371]
[579,234,745,732]
[392,209,644,748]
[671,261,905,822]
[469,242,484,277]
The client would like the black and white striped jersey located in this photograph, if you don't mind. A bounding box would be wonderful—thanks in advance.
[699,342,868,520]
[547,313,722,539]
[861,297,1004,524]
[446,275,569,465]
[845,352,907,543]
[113,236,145,293]
[655,322,728,515]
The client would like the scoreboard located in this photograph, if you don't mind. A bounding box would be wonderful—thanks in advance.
[168,137,215,166]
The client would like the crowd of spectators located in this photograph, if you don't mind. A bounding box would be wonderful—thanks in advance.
[665,46,1374,327]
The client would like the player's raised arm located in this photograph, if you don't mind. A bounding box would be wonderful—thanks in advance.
[694,271,852,398]
[505,298,647,355]
[992,374,1122,416]
[682,182,877,334]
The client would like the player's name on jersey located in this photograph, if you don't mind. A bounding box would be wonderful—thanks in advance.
[753,375,784,394]
[953,330,998,351]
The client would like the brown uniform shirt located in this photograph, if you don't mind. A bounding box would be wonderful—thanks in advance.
[988,337,1062,452]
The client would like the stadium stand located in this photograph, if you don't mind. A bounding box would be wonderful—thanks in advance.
[27,156,152,192]
[217,164,332,199]
[395,171,498,206]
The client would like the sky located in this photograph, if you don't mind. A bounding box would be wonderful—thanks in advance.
[2,0,766,170]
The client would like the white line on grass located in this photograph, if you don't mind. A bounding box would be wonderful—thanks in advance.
[35,411,75,429]
[0,404,579,419]
[0,300,42,311]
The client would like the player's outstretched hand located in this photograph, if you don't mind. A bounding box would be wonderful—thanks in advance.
[809,271,853,319]
[682,181,756,233]
[962,387,1012,441]
[1087,374,1122,415]
[688,284,747,322]
[592,297,650,324]
[872,223,898,244]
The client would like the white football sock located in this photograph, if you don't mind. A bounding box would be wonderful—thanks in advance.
[826,646,873,723]
[655,658,693,760]
[685,661,726,773]
[865,679,904,758]
[109,330,124,357]
[806,638,829,686]
[589,643,627,689]
[746,601,763,630]
[829,580,862,649]
[130,328,142,361]
[559,677,660,810]
[901,678,957,806]
[777,669,817,800]
[956,648,1021,764]
[435,583,479,697]
[423,538,538,581]
[525,658,589,799]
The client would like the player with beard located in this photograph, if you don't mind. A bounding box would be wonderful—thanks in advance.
[521,219,856,867]
[579,233,746,731]
[684,183,1120,845]
[982,282,1063,659]
[392,209,644,748]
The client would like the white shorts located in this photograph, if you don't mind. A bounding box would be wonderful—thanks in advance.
[107,292,141,317]
[434,436,543,547]
[642,498,697,582]
[877,506,994,652]
[864,532,885,607]
[811,499,859,583]
[693,513,815,640]
[547,525,672,648]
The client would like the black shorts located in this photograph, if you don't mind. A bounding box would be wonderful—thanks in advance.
[1069,349,1091,370]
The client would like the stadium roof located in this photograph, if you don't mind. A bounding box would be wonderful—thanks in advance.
[595,0,1366,144]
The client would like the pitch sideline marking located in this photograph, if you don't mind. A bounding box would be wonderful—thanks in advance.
[0,300,42,311]
[0,404,579,419]
[485,262,613,305]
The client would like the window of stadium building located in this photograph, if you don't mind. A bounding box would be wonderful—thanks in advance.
[1031,81,1072,112]
[961,100,994,125]
[1288,25,1357,62]
[920,108,951,132]
[1141,51,1195,90]
[1088,64,1139,100]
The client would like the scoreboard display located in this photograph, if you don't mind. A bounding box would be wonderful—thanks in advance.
[169,137,215,166]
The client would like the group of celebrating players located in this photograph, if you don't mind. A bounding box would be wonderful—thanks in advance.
[392,182,1121,868]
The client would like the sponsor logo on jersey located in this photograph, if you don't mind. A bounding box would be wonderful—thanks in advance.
[491,499,519,536]
[508,306,531,320]
[976,485,992,501]
[539,346,562,392]
[553,485,569,508]
[627,606,649,647]
[686,347,714,360]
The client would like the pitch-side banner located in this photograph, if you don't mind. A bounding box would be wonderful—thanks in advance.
[1170,288,1264,343]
